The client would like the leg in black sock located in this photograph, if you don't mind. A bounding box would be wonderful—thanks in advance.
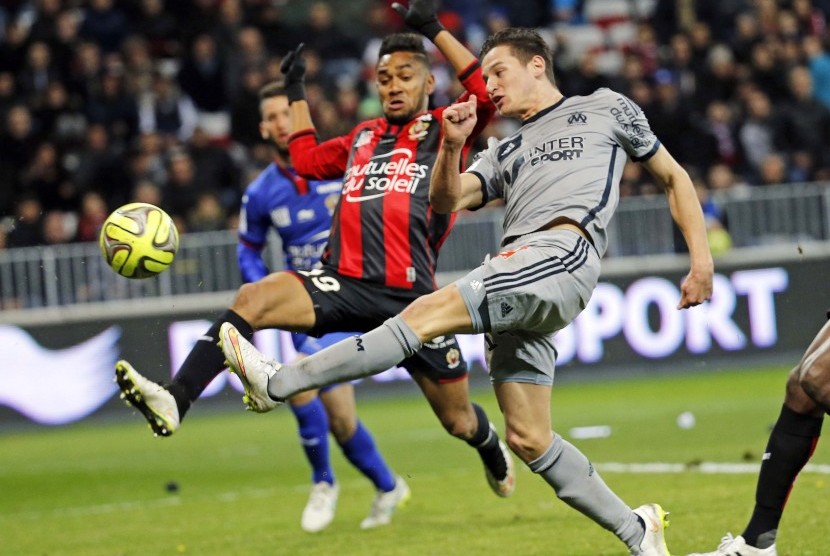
[168,309,254,417]
[467,403,507,480]
[742,404,823,548]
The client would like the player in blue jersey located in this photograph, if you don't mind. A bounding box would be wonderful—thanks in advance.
[236,82,408,532]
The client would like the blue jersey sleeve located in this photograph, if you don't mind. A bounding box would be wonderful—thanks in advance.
[238,182,272,283]
[237,242,268,283]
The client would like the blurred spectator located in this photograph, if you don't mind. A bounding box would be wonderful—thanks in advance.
[803,35,830,109]
[17,41,62,107]
[28,0,63,45]
[6,195,44,247]
[161,148,200,225]
[0,21,29,74]
[79,0,128,55]
[74,190,109,242]
[738,88,779,179]
[187,190,225,232]
[730,11,762,65]
[20,140,74,212]
[69,123,131,206]
[178,33,227,114]
[41,209,75,245]
[777,65,830,168]
[703,100,740,168]
[224,26,268,102]
[34,81,86,148]
[50,9,83,76]
[128,131,167,186]
[85,69,140,148]
[0,71,16,123]
[132,179,163,206]
[122,36,156,99]
[300,1,364,88]
[138,67,198,143]
[792,0,827,37]
[131,0,180,59]
[757,152,790,186]
[0,104,38,215]
[68,41,104,104]
[748,41,791,102]
[707,163,746,193]
[187,126,240,209]
[255,1,303,55]
[229,66,265,148]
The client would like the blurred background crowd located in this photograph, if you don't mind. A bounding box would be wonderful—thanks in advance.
[1,0,830,250]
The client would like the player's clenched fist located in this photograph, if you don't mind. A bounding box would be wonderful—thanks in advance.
[441,96,477,145]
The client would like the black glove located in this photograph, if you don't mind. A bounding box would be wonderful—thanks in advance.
[391,0,444,41]
[280,43,306,104]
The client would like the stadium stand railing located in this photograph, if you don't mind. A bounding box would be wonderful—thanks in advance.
[1,181,828,311]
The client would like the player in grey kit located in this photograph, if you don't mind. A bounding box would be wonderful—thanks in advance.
[219,28,714,554]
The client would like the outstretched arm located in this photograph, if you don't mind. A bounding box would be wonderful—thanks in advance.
[392,0,476,77]
[643,146,714,309]
[430,97,484,213]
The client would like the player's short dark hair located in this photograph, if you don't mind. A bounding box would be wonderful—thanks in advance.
[258,81,287,102]
[378,33,429,66]
[480,28,556,86]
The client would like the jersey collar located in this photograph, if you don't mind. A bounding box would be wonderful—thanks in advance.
[521,96,568,126]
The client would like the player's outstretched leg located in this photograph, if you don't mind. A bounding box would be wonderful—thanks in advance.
[218,322,281,411]
[115,360,180,436]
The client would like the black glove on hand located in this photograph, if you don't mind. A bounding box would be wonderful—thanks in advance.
[280,43,306,104]
[391,0,444,41]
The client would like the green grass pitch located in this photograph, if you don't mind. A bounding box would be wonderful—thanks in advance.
[2,365,828,555]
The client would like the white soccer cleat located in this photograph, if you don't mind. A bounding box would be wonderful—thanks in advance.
[482,423,516,497]
[632,503,671,556]
[360,476,411,529]
[687,533,777,556]
[114,360,180,437]
[301,481,339,533]
[218,322,282,412]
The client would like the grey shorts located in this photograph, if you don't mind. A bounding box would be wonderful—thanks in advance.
[455,230,600,385]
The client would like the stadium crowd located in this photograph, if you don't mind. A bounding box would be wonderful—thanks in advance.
[1,0,830,249]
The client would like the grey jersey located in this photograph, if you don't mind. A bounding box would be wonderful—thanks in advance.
[467,88,660,257]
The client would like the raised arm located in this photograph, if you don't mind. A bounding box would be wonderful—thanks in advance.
[642,145,714,309]
[431,96,484,213]
[279,44,315,137]
[392,0,476,82]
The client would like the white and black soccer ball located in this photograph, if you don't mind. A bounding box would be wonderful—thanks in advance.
[99,202,179,279]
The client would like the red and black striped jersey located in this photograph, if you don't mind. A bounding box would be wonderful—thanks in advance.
[288,61,495,294]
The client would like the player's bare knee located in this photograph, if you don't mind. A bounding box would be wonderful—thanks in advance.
[231,282,268,326]
[504,428,541,463]
[328,414,357,443]
[799,365,830,409]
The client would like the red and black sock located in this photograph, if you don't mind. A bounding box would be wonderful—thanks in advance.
[167,309,254,418]
[742,404,823,548]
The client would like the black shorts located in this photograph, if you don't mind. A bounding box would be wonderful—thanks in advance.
[289,267,467,382]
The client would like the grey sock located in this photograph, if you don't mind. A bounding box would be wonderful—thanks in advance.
[268,315,422,399]
[755,530,777,549]
[529,436,643,550]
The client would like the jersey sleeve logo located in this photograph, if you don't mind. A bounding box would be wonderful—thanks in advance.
[497,136,522,161]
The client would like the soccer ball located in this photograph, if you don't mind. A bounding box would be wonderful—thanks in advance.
[99,202,179,279]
